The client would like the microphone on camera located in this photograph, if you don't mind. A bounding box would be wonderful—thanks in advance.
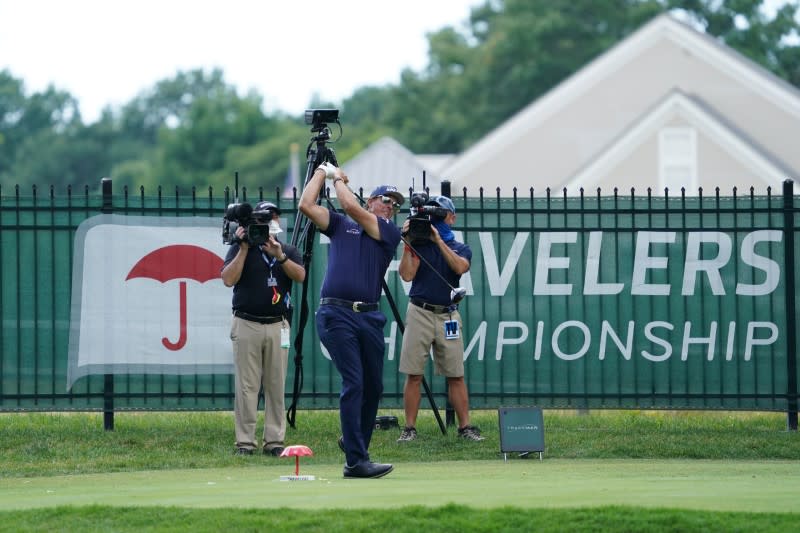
[238,202,253,220]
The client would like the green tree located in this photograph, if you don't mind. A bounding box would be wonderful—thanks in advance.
[0,70,28,176]
[6,1,800,190]
[342,0,800,155]
[0,70,98,187]
[104,68,298,192]
[667,0,800,86]
[210,119,310,197]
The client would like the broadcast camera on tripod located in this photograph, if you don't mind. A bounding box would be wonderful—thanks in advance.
[285,108,342,429]
[305,109,340,134]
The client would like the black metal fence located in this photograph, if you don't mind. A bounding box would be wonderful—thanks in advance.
[1,179,798,430]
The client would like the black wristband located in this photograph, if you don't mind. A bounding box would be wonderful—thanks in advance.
[277,254,288,264]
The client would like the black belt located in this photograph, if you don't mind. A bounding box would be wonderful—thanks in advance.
[319,297,379,313]
[410,298,456,314]
[233,310,284,324]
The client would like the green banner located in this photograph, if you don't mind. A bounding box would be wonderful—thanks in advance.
[1,189,797,412]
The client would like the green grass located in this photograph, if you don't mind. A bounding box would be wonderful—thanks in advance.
[3,459,799,511]
[1,409,799,532]
[2,409,798,477]
[0,505,798,533]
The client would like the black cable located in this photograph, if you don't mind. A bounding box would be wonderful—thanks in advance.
[347,187,447,435]
[401,235,467,303]
[381,277,447,435]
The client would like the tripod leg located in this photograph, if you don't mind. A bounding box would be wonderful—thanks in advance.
[287,141,336,427]
[380,279,446,435]
[421,375,447,435]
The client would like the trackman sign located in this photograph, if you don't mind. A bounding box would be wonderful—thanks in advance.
[67,215,231,389]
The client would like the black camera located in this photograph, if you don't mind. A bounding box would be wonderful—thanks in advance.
[304,109,339,132]
[222,201,279,246]
[406,191,449,246]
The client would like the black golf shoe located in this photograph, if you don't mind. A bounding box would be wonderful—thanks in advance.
[343,461,394,479]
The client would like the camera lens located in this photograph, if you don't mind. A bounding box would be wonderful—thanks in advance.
[247,224,270,246]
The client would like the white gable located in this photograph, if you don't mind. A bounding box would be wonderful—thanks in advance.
[441,13,800,195]
[563,90,799,194]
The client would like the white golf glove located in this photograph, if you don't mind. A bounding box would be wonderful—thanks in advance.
[317,162,337,180]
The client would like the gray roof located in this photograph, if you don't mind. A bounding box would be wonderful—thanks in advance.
[340,137,451,197]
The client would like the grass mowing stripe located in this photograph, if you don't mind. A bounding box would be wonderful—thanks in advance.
[1,505,798,533]
[2,460,798,513]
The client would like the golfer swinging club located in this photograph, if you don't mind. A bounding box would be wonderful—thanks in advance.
[299,161,403,479]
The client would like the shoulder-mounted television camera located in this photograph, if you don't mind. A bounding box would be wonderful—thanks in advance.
[222,201,280,246]
[406,191,450,246]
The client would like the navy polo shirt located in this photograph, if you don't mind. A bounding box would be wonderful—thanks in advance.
[223,241,302,316]
[320,210,401,303]
[408,239,472,306]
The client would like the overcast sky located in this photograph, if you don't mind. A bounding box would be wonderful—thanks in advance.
[1,1,794,124]
[0,0,481,123]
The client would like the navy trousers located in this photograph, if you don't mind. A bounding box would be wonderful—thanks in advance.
[316,305,386,467]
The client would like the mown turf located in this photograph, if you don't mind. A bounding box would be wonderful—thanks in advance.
[1,409,798,532]
[2,409,798,477]
[2,460,799,512]
[1,504,798,533]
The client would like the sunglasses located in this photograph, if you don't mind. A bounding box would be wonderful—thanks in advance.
[373,195,401,212]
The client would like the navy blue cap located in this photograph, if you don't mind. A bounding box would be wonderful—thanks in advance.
[427,195,455,213]
[369,185,405,206]
[253,201,281,216]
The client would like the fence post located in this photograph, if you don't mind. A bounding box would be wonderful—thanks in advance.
[783,179,798,431]
[101,177,115,431]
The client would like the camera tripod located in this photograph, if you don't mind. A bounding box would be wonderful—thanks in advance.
[286,117,446,435]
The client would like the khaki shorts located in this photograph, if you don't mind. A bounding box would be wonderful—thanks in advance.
[399,302,464,377]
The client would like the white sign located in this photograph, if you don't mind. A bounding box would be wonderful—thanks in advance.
[67,215,233,389]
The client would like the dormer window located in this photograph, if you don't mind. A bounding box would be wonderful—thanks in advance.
[658,127,697,194]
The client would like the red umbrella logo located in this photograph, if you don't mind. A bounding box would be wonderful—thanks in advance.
[126,244,224,351]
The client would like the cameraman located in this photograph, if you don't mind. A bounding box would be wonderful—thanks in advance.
[221,201,306,456]
[397,196,484,442]
[299,162,402,479]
